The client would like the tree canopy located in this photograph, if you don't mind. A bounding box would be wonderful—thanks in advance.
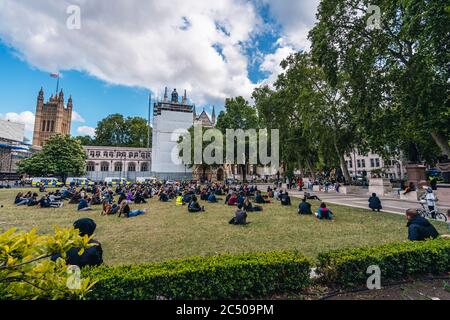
[18,135,86,181]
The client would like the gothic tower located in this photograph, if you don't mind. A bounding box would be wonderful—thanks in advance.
[32,88,73,147]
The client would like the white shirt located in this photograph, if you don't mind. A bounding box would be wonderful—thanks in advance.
[425,193,436,207]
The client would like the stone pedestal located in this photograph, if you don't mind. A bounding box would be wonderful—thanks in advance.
[406,164,428,190]
[369,178,393,196]
[400,191,419,201]
[340,185,362,194]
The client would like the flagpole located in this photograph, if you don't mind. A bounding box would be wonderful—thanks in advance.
[56,76,60,95]
[147,92,152,149]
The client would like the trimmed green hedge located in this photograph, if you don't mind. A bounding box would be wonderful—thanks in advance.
[84,251,311,300]
[317,238,450,287]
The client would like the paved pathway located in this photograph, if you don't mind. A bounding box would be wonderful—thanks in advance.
[257,184,450,217]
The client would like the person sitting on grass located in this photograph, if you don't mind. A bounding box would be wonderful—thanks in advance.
[118,201,147,218]
[159,190,169,202]
[368,193,382,212]
[78,196,93,212]
[316,202,334,220]
[255,190,270,204]
[90,192,102,206]
[229,204,249,225]
[243,197,262,212]
[27,193,39,207]
[207,192,217,203]
[15,192,30,206]
[298,198,312,215]
[176,193,183,205]
[280,191,291,206]
[51,218,103,268]
[405,208,439,241]
[237,193,246,206]
[101,200,119,216]
[227,193,238,206]
[188,196,205,213]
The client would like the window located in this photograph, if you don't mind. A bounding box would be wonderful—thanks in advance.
[42,120,46,132]
[141,162,149,172]
[90,151,95,158]
[134,152,139,158]
[128,163,136,172]
[129,152,134,158]
[114,162,123,172]
[375,158,380,167]
[361,159,366,168]
[109,152,114,158]
[357,160,361,168]
[96,151,101,158]
[370,159,375,168]
[86,162,95,172]
[100,162,109,172]
[103,151,108,157]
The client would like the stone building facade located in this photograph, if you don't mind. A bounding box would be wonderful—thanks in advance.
[32,88,73,147]
[83,146,152,182]
[344,150,406,180]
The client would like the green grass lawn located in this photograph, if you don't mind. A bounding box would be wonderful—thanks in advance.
[0,189,447,265]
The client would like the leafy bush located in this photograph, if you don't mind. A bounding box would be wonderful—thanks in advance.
[84,251,311,300]
[317,238,450,287]
[0,227,97,300]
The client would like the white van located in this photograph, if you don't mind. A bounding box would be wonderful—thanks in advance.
[31,177,63,188]
[136,177,157,184]
[66,177,95,186]
[104,177,128,186]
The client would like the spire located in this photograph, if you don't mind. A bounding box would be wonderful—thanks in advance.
[212,105,216,125]
[67,95,73,109]
[193,104,197,120]
[164,87,168,102]
[182,89,187,104]
[38,87,44,101]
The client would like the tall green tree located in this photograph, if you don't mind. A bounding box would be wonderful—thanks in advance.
[18,135,87,182]
[94,114,151,148]
[309,0,450,160]
[216,97,260,182]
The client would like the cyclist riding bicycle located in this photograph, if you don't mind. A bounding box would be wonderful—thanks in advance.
[420,187,438,219]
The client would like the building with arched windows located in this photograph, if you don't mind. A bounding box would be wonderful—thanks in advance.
[83,146,152,181]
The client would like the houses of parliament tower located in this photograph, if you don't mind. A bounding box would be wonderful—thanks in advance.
[32,88,73,147]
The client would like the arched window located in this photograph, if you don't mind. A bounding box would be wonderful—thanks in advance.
[114,162,123,172]
[100,162,109,172]
[128,162,136,172]
[141,162,149,172]
[86,162,95,172]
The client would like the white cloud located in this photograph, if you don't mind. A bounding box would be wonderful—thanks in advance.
[259,45,295,87]
[0,0,264,105]
[0,111,35,132]
[263,0,320,50]
[72,111,85,123]
[76,126,96,137]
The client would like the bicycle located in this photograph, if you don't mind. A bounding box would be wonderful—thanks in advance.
[417,200,448,222]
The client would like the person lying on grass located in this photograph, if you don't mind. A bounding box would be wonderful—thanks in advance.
[229,204,250,225]
[243,197,262,212]
[188,196,205,213]
[118,201,147,218]
[316,202,334,221]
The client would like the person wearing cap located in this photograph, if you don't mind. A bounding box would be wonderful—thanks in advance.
[51,218,103,268]
[405,209,439,241]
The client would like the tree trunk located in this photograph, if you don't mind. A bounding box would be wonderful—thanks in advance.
[241,164,247,182]
[333,141,351,183]
[431,132,450,158]
[306,158,317,181]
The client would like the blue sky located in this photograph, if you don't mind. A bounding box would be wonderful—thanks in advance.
[0,0,319,139]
